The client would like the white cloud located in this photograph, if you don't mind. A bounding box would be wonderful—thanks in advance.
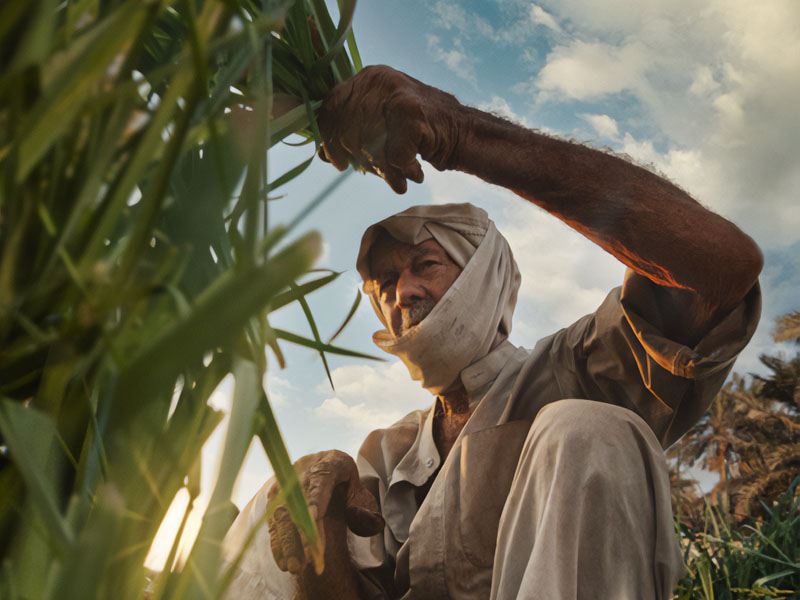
[712,92,744,127]
[493,203,625,343]
[529,4,562,33]
[312,361,432,452]
[427,35,478,86]
[264,373,295,407]
[476,95,528,125]
[535,41,649,100]
[616,133,728,216]
[429,0,553,46]
[315,397,400,433]
[619,133,661,168]
[423,0,798,378]
[534,0,703,38]
[527,0,800,247]
[688,65,720,97]
[512,0,800,377]
[581,113,620,140]
[429,1,471,35]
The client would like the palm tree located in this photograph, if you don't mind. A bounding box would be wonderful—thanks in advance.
[773,311,800,344]
[669,312,800,523]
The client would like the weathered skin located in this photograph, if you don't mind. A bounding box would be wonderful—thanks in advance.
[366,236,462,338]
[267,65,764,600]
[266,450,383,599]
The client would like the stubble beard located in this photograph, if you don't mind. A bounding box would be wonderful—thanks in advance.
[399,298,437,336]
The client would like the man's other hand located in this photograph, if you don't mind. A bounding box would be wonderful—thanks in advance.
[266,450,383,580]
[317,65,462,194]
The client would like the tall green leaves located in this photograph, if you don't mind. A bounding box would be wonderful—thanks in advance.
[0,0,366,598]
[673,478,800,600]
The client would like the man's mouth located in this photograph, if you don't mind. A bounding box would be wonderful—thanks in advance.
[399,298,436,336]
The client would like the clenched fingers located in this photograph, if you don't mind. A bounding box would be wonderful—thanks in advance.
[302,451,355,519]
[268,505,305,573]
[316,66,439,194]
[266,451,362,574]
[345,483,384,537]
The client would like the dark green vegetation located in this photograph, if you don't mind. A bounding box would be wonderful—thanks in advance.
[670,312,800,599]
[0,1,370,598]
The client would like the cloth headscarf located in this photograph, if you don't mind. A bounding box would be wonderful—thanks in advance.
[356,203,521,395]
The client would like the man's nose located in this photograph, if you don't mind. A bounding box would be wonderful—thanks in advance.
[395,271,425,306]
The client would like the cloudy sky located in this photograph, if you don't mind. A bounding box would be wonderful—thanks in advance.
[147,0,800,567]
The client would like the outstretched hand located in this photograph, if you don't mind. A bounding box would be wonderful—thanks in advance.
[317,65,463,194]
[267,450,383,582]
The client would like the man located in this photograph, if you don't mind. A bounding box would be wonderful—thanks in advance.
[223,66,762,600]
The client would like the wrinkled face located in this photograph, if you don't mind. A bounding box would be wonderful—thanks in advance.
[367,234,462,338]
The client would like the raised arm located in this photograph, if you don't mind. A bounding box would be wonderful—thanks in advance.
[318,66,763,345]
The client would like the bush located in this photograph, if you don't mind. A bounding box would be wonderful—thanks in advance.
[673,477,800,598]
[0,1,368,598]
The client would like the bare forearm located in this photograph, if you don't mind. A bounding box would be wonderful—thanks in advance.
[440,104,762,314]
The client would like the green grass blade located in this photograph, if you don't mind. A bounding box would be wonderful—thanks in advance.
[112,232,321,427]
[327,286,361,343]
[307,0,351,82]
[77,66,194,274]
[171,359,261,599]
[0,400,73,549]
[269,154,315,191]
[345,28,362,71]
[15,1,154,180]
[269,101,321,147]
[4,0,57,81]
[285,0,315,69]
[752,569,798,589]
[290,281,334,389]
[314,0,356,70]
[255,390,320,561]
[273,328,382,360]
[269,270,340,310]
[0,1,30,45]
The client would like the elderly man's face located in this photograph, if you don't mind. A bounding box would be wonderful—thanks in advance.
[367,234,462,337]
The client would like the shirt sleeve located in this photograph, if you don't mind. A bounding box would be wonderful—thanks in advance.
[547,269,761,447]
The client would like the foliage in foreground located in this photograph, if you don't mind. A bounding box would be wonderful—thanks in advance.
[670,312,800,599]
[670,311,800,524]
[674,477,800,600]
[0,0,367,599]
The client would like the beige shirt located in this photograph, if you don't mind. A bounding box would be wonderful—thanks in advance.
[349,270,761,600]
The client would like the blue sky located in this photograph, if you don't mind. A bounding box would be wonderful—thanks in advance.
[146,0,800,567]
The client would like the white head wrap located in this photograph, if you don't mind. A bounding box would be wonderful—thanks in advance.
[356,203,521,395]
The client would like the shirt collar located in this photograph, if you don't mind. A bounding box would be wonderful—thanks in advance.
[380,341,518,542]
[387,339,516,491]
[381,402,440,542]
[390,402,440,489]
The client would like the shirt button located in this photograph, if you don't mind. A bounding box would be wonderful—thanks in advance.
[425,458,434,468]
